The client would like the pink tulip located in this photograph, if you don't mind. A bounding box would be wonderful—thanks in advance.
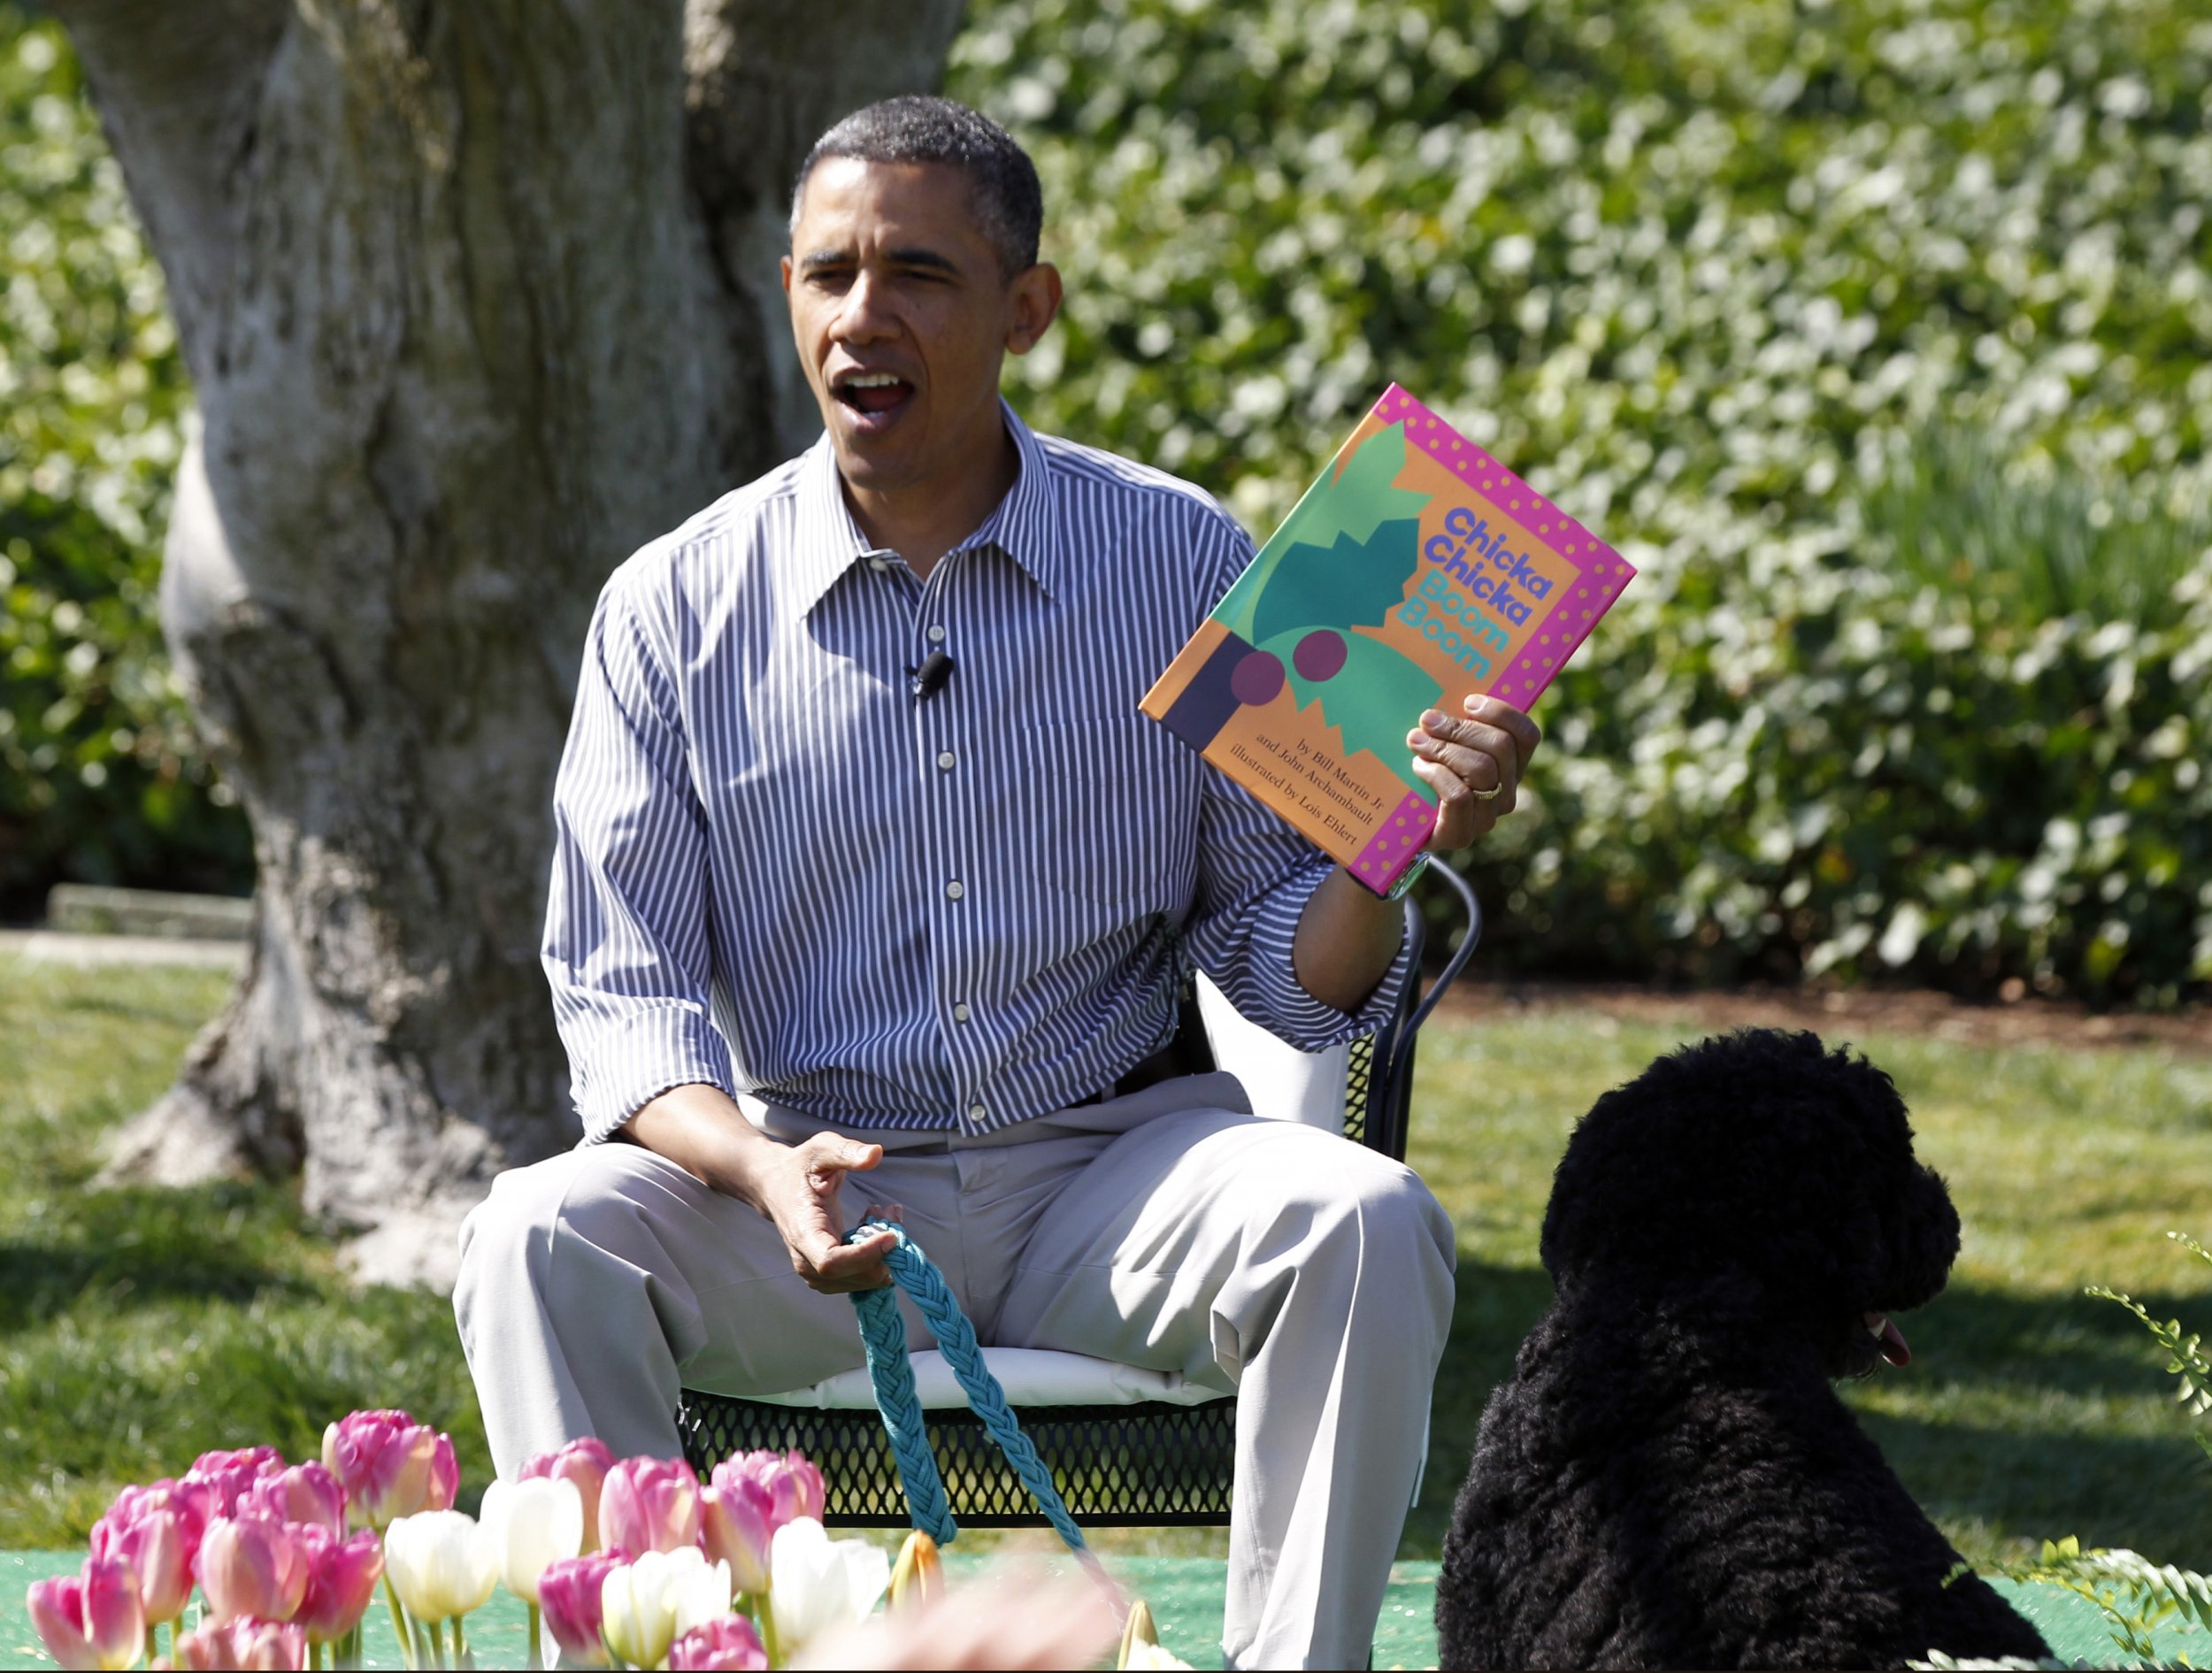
[713,1449,825,1526]
[241,1462,347,1535]
[90,1483,201,1625]
[427,1433,459,1507]
[699,1450,821,1593]
[600,1456,702,1555]
[95,1479,211,1562]
[290,1525,385,1645]
[320,1409,457,1529]
[172,1616,309,1670]
[520,1436,617,1552]
[27,1554,145,1671]
[697,1478,774,1595]
[538,1551,630,1669]
[197,1514,310,1623]
[184,1446,287,1517]
[668,1615,769,1671]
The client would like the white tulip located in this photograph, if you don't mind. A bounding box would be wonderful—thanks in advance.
[600,1546,733,1670]
[672,1554,737,1641]
[479,1475,585,1605]
[1123,1641,1196,1670]
[383,1509,499,1623]
[768,1518,890,1651]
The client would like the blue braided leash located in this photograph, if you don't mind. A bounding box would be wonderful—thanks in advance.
[846,1221,1117,1596]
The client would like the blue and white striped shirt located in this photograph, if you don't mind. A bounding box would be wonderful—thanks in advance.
[543,403,1410,1142]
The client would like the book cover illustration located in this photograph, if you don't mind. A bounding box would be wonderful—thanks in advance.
[1141,383,1636,896]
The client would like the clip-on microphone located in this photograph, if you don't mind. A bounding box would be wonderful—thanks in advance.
[909,649,956,702]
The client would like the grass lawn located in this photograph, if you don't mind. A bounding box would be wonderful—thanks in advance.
[4,954,2208,1577]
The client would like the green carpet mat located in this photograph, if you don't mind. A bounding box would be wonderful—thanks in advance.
[4,1550,2201,1668]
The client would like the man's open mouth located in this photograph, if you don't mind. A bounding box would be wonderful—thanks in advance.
[833,371,914,418]
[1864,1311,1911,1367]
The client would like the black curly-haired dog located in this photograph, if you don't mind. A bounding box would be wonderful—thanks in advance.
[1436,1029,2051,1670]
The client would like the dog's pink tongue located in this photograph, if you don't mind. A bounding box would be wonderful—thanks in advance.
[1872,1314,1911,1367]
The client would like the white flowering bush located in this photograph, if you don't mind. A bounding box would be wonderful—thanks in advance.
[949,0,2212,1000]
[10,0,2208,996]
[0,5,244,911]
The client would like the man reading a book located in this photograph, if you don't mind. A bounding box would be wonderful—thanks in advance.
[455,96,1540,1671]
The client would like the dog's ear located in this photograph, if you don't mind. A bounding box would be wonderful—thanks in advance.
[1540,1029,1930,1316]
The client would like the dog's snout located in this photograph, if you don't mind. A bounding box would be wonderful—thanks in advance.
[1886,1163,1961,1305]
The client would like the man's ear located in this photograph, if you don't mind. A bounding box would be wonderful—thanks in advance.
[780,253,795,298]
[1004,262,1064,355]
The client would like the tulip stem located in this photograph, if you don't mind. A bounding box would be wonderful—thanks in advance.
[382,1572,419,1671]
[759,1607,782,1669]
[525,1602,540,1671]
[144,1624,158,1665]
[452,1614,471,1669]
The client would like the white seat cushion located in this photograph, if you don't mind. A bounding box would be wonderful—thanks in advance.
[750,1347,1231,1410]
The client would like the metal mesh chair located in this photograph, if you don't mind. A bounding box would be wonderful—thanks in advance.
[675,867,1482,1525]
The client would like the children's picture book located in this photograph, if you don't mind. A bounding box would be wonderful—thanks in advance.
[1141,384,1636,898]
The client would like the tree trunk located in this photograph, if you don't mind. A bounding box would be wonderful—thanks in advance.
[57,0,966,1286]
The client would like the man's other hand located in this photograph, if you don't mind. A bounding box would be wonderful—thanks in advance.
[622,1086,897,1293]
[1409,694,1543,851]
[759,1133,897,1293]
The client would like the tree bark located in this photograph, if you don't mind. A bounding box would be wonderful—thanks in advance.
[58,0,966,1285]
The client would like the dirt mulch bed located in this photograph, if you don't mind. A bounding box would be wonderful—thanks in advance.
[1434,978,2212,1057]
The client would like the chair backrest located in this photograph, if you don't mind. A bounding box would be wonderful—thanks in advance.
[1190,867,1482,1163]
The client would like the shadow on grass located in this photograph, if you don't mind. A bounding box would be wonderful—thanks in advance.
[1860,1409,2212,1561]
[0,1182,310,1329]
[1904,1278,2212,1399]
[1401,1262,2212,1559]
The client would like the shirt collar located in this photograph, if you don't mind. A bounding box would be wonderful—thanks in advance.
[788,400,1064,616]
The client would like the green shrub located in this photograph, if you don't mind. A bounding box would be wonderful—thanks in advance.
[1460,544,2212,1001]
[1861,427,2212,634]
[1990,1235,2212,1666]
[948,0,2212,1001]
[0,6,249,916]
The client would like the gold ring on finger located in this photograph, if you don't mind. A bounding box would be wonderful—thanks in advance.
[1469,779,1504,802]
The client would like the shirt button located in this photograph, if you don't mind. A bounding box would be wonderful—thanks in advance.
[967,1103,987,1122]
[937,750,956,771]
[926,625,948,643]
[945,879,964,901]
[953,1002,972,1023]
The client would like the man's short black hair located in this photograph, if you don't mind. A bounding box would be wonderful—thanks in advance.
[791,96,1043,276]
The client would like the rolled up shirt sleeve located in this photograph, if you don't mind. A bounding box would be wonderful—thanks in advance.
[1182,767,1415,1051]
[542,565,734,1143]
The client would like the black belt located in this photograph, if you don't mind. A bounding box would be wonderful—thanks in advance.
[1075,987,1217,1105]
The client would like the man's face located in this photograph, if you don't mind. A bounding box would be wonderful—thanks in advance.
[782,157,1060,506]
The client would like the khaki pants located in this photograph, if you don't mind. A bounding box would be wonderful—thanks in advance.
[452,1074,1455,1669]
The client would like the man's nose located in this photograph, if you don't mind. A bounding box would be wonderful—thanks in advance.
[833,270,897,342]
